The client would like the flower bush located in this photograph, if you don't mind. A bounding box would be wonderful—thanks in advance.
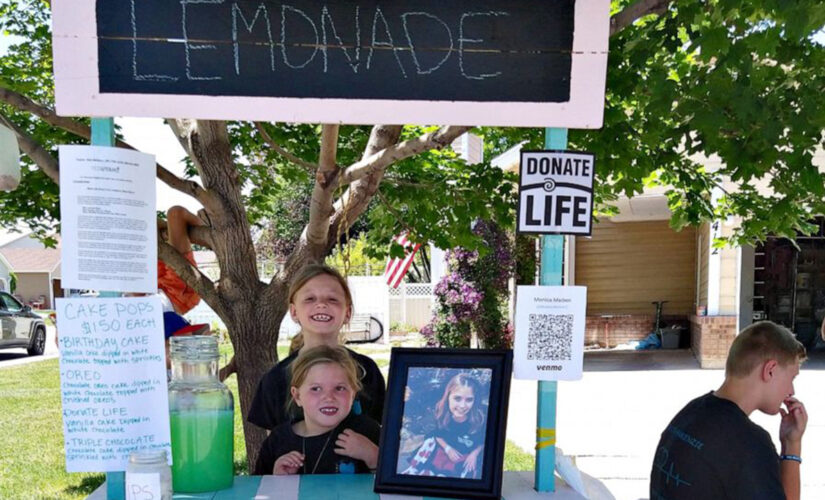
[422,220,515,349]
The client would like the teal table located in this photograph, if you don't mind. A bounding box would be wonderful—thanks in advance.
[87,472,586,499]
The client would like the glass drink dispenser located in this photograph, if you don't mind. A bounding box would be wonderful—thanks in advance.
[168,336,234,492]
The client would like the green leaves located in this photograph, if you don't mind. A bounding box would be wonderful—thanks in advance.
[361,138,518,259]
[571,0,825,246]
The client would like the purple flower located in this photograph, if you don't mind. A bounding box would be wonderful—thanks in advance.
[425,220,514,348]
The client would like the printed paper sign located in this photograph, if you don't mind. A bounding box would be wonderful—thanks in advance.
[517,150,595,235]
[514,286,586,381]
[59,145,157,294]
[57,296,171,472]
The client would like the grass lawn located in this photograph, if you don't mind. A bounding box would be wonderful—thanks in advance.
[0,344,533,499]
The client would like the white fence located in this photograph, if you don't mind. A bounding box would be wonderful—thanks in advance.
[389,282,434,330]
[184,277,434,340]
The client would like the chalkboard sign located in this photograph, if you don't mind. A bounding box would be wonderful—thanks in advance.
[54,0,610,127]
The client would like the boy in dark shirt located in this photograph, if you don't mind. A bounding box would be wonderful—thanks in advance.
[650,321,808,500]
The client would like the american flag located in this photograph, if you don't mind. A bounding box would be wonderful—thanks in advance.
[384,233,422,288]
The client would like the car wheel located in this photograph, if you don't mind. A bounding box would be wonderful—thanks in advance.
[27,327,46,356]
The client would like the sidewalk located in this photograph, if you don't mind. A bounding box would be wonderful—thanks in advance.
[506,349,825,500]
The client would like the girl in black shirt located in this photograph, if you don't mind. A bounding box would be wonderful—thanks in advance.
[255,345,381,475]
[248,264,385,431]
[402,373,485,479]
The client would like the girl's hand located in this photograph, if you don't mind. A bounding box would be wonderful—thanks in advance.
[335,429,379,469]
[443,444,464,462]
[462,447,483,475]
[273,451,304,475]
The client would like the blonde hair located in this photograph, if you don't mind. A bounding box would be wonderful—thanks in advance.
[726,321,807,377]
[286,345,362,417]
[287,264,353,354]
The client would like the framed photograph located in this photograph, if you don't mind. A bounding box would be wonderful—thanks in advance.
[374,348,513,500]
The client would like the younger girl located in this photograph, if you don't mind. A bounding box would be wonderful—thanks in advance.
[254,345,380,475]
[247,264,386,431]
[402,373,486,479]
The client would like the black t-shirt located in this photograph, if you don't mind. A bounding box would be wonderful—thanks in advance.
[435,419,485,455]
[247,347,385,430]
[254,413,380,475]
[650,392,784,500]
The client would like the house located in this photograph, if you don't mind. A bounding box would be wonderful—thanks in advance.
[0,247,61,309]
[0,230,62,309]
[0,252,11,292]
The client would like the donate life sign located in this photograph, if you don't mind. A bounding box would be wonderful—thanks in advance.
[517,150,595,236]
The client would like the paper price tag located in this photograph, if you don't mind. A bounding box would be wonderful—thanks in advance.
[125,472,160,500]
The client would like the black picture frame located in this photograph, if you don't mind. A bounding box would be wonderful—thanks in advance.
[374,348,513,500]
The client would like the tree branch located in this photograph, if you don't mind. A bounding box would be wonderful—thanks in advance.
[0,85,207,202]
[157,229,222,315]
[255,122,318,173]
[0,85,89,137]
[157,217,215,251]
[116,135,207,202]
[165,119,193,157]
[279,125,401,285]
[610,0,671,36]
[303,124,340,252]
[341,125,471,184]
[0,111,59,182]
[186,120,262,300]
[322,125,405,252]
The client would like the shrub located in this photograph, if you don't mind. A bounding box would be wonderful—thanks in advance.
[422,220,514,349]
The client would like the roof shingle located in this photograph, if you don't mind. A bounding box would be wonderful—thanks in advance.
[0,248,61,273]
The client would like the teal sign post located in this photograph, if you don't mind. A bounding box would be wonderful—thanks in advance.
[89,117,126,500]
[534,127,568,492]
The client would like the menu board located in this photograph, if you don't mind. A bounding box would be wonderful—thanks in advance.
[57,296,171,472]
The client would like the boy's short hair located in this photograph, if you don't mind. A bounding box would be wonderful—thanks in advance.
[726,321,806,377]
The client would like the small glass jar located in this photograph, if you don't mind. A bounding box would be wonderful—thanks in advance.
[168,335,234,493]
[125,450,172,500]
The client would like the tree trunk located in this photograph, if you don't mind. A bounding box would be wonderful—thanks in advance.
[224,278,289,470]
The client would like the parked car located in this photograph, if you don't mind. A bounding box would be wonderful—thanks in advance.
[0,291,47,356]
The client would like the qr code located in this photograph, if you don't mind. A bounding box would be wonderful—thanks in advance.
[527,314,573,360]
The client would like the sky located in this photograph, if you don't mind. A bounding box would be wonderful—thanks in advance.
[0,34,13,53]
[116,118,203,213]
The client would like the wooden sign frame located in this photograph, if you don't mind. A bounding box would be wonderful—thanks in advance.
[53,0,609,127]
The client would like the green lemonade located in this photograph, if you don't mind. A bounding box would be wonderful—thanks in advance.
[170,409,234,492]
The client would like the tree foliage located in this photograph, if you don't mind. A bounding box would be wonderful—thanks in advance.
[587,0,825,244]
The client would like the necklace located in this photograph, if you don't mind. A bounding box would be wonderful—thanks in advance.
[302,425,337,474]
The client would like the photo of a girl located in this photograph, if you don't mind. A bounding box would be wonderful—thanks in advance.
[399,369,491,479]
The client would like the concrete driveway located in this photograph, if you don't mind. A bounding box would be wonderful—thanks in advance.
[506,349,825,499]
[0,323,59,368]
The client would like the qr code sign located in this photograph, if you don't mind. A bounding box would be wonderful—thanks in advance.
[527,314,573,361]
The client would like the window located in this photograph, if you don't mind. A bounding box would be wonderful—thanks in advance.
[0,292,22,312]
